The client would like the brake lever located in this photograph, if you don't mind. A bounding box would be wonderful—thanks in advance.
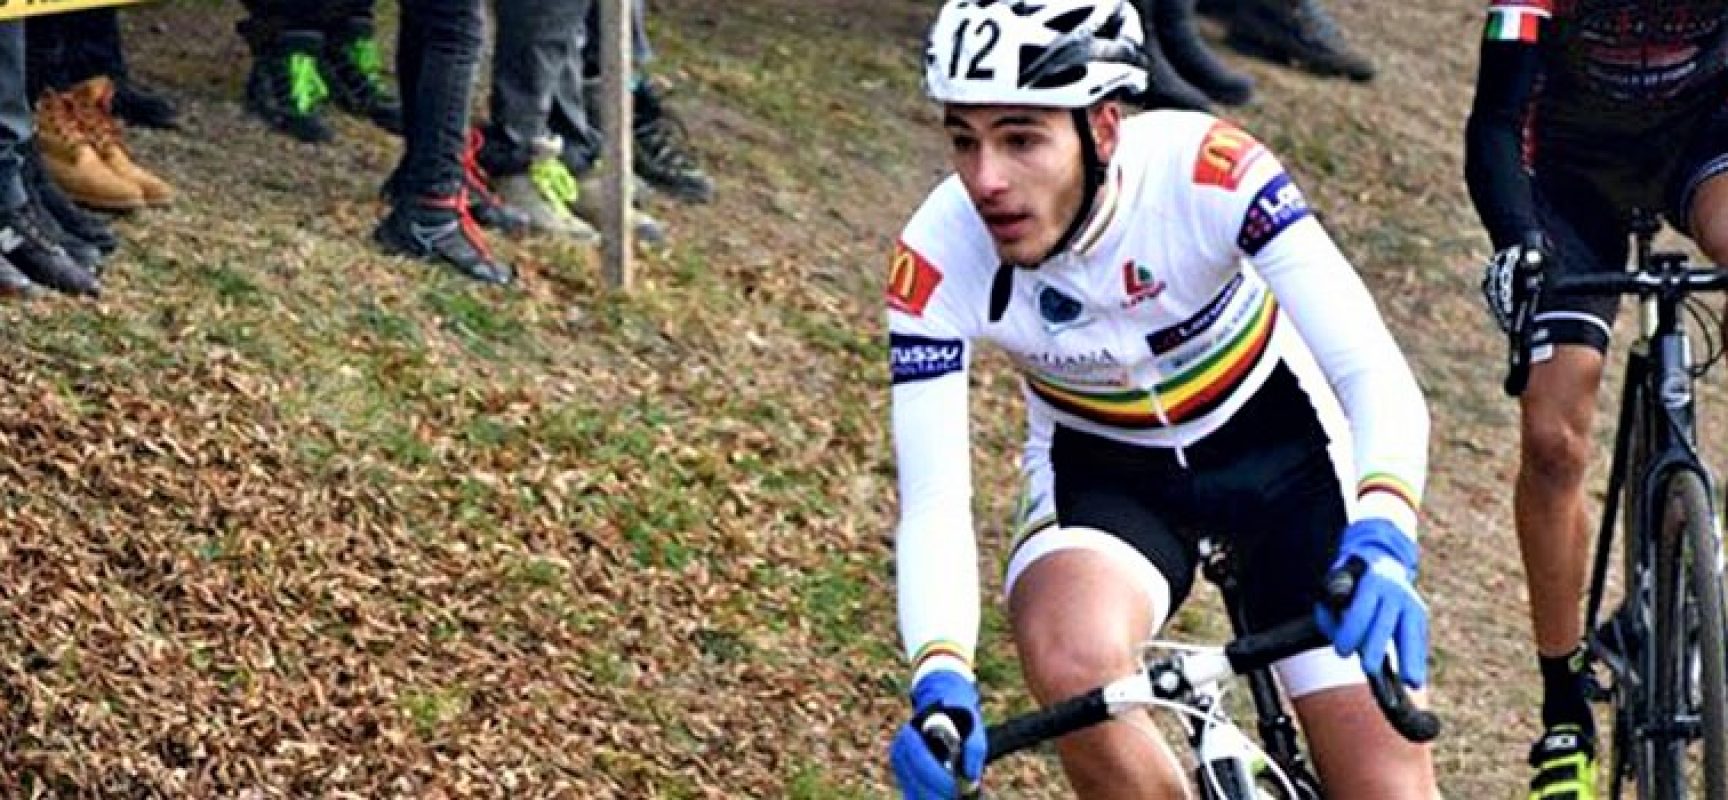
[920,712,982,799]
[1503,246,1548,397]
[1321,559,1443,744]
[1365,659,1443,743]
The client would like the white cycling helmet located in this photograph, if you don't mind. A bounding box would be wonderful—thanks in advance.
[923,0,1150,108]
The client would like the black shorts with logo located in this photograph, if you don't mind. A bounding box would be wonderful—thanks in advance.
[1047,363,1345,635]
[1530,105,1728,353]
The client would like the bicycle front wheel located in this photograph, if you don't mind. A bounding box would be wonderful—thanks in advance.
[1677,471,1728,799]
[1649,470,1728,800]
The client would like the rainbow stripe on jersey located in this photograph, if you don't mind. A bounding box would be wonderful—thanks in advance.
[1026,289,1278,428]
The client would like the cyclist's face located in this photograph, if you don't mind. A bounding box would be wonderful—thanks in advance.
[944,105,1111,264]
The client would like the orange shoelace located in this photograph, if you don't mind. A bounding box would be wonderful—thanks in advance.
[65,86,125,152]
[38,91,94,147]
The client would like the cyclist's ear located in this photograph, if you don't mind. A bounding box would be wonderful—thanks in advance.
[1088,99,1125,162]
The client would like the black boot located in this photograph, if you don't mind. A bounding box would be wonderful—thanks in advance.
[0,254,35,297]
[24,141,117,255]
[0,203,100,296]
[322,20,403,135]
[374,193,514,285]
[1227,0,1375,82]
[629,81,715,203]
[243,30,335,143]
[1126,10,1216,112]
[1146,0,1255,106]
[22,189,102,274]
[111,76,179,130]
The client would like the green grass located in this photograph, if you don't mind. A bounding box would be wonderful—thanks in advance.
[399,686,471,738]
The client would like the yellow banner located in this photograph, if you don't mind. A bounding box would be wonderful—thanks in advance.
[0,0,155,20]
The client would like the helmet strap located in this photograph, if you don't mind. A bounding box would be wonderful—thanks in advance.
[989,107,1109,322]
[1042,107,1108,265]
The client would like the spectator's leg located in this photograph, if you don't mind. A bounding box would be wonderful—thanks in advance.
[52,9,180,129]
[0,22,98,296]
[482,0,598,242]
[556,12,666,243]
[620,0,714,203]
[23,15,70,100]
[374,0,511,284]
[1140,0,1254,107]
[321,0,402,134]
[66,9,124,80]
[1225,0,1375,82]
[549,36,601,178]
[240,0,335,143]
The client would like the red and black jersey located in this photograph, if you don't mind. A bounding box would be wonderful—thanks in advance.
[1464,0,1728,247]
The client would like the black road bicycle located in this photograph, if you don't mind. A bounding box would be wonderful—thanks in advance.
[1504,210,1728,799]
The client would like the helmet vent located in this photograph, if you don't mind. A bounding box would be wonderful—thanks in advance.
[1044,7,1091,33]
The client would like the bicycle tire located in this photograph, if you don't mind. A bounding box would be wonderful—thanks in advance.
[1677,471,1728,799]
[1645,469,1722,799]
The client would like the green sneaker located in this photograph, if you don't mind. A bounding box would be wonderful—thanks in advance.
[245,30,333,143]
[324,26,403,134]
[491,138,599,243]
[1527,724,1597,800]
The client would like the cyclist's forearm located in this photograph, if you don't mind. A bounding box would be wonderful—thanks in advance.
[897,518,981,681]
[892,369,980,681]
[1253,222,1430,537]
[1465,38,1546,249]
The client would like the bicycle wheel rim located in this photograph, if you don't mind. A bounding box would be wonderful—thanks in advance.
[1646,470,1710,799]
[1677,471,1728,799]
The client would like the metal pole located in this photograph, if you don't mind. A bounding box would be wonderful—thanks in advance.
[599,0,634,291]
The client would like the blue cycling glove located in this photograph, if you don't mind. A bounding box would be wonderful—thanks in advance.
[1315,518,1430,688]
[889,669,986,799]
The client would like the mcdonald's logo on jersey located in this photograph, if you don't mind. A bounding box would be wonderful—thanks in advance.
[1192,121,1265,190]
[887,240,943,317]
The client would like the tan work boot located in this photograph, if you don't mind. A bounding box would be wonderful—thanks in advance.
[35,89,145,211]
[67,77,175,206]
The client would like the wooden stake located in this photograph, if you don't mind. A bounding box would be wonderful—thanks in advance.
[599,0,634,291]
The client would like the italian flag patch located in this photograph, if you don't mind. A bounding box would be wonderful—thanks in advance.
[1484,5,1546,43]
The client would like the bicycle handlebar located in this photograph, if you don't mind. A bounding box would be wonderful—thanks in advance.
[927,560,1441,787]
[1502,255,1728,397]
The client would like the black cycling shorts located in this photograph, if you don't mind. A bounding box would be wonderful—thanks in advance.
[1530,104,1728,353]
[1042,363,1347,636]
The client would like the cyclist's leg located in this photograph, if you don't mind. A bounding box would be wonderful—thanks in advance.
[1003,429,1198,799]
[1505,175,1625,797]
[1515,179,1623,705]
[1223,361,1435,797]
[1668,104,1728,266]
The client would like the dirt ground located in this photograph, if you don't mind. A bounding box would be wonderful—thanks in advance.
[0,0,1723,796]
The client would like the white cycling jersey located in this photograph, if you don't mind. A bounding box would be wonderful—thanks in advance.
[889,111,1431,680]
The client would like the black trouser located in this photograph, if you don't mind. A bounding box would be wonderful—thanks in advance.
[237,0,376,53]
[0,22,28,210]
[391,0,486,201]
[482,0,592,177]
[24,9,124,97]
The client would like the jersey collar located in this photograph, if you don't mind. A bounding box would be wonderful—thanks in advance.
[1070,164,1124,258]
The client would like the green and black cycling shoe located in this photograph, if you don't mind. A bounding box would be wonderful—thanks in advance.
[245,30,334,144]
[1527,724,1598,800]
[323,23,403,135]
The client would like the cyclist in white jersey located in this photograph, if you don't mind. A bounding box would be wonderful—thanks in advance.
[885,1,1439,797]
